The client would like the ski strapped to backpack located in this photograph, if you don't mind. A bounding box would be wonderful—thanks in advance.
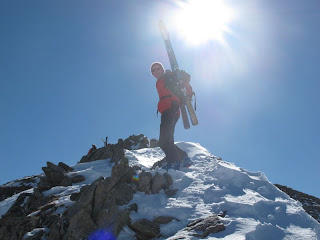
[159,20,198,129]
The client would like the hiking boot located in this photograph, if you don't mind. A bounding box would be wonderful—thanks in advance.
[165,161,181,171]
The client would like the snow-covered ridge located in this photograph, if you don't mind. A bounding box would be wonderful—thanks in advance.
[0,141,319,239]
[121,142,320,239]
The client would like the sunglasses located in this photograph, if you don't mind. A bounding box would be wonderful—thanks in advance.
[151,67,162,73]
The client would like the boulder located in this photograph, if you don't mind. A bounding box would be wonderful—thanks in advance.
[58,162,74,172]
[151,172,166,194]
[41,162,72,187]
[163,172,173,188]
[0,176,39,201]
[71,175,86,183]
[137,171,152,194]
[37,177,52,191]
[130,219,160,239]
[165,188,179,198]
[186,214,226,238]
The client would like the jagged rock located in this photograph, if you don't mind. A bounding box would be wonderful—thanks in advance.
[37,177,52,191]
[67,208,97,239]
[3,192,33,218]
[58,162,74,172]
[112,209,132,236]
[165,188,179,198]
[186,214,225,237]
[92,177,134,235]
[47,216,68,240]
[0,189,59,240]
[113,182,134,206]
[111,158,128,178]
[66,177,103,219]
[65,178,103,239]
[80,145,114,163]
[71,175,86,183]
[130,219,160,239]
[79,134,151,164]
[60,177,73,187]
[110,144,125,163]
[137,171,153,194]
[123,134,149,150]
[151,172,166,194]
[153,216,178,225]
[66,161,137,239]
[69,185,89,202]
[163,172,173,188]
[70,192,81,201]
[0,176,38,201]
[41,162,72,187]
[129,203,138,213]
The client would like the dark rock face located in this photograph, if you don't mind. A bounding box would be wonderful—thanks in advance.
[185,214,226,238]
[58,162,74,172]
[151,172,166,194]
[70,175,85,184]
[0,176,39,201]
[39,162,73,191]
[275,184,320,223]
[80,134,152,163]
[0,134,229,240]
[130,219,160,239]
[137,171,153,194]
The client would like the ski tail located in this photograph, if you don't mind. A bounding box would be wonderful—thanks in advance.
[180,103,190,129]
[186,100,198,126]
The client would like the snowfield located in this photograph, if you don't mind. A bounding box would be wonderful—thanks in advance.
[1,142,319,239]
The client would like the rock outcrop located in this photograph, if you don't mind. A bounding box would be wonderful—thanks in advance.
[0,176,39,201]
[80,134,159,163]
[0,135,179,240]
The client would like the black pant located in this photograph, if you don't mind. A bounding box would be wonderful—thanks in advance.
[159,108,187,164]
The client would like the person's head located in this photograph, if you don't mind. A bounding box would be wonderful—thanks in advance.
[151,62,165,79]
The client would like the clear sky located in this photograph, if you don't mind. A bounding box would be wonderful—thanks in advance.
[1,0,319,197]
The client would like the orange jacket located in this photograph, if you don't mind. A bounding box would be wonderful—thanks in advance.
[156,71,193,114]
[156,77,181,114]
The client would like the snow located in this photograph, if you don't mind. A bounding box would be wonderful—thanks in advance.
[2,175,40,188]
[23,227,49,239]
[1,142,319,239]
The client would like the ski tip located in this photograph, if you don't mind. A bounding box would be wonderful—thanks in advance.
[159,20,166,30]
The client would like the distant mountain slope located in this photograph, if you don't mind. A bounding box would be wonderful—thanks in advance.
[275,184,320,223]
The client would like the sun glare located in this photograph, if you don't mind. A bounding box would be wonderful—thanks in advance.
[173,0,234,45]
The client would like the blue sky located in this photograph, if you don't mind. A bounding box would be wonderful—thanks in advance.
[1,0,319,198]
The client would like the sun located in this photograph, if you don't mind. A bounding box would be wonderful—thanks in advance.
[172,0,234,45]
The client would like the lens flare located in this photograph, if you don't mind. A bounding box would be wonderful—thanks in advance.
[88,229,116,240]
[132,174,139,182]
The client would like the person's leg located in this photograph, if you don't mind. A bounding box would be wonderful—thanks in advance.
[159,110,180,165]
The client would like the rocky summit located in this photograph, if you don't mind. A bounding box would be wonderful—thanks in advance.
[0,134,319,239]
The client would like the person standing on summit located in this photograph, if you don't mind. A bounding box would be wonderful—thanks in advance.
[151,62,193,170]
